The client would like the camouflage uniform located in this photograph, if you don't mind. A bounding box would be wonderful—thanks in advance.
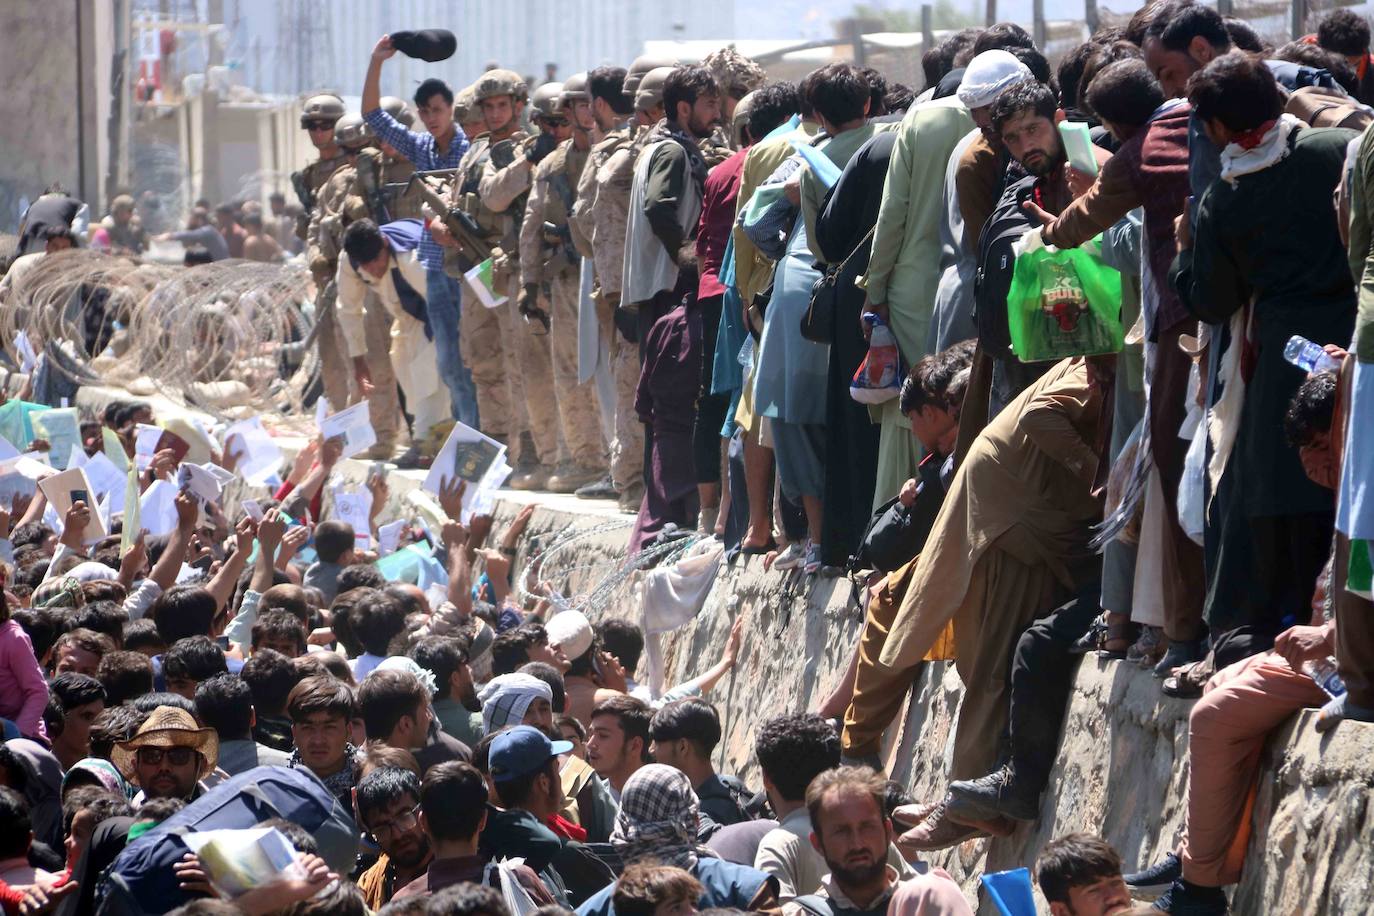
[476,131,562,469]
[447,134,533,462]
[521,137,606,473]
[378,153,428,222]
[574,126,644,493]
[303,149,354,414]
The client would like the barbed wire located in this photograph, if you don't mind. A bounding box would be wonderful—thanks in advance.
[518,518,709,617]
[1,248,320,422]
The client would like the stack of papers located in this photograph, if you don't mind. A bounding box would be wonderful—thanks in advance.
[422,422,512,523]
[222,416,284,486]
[182,827,305,899]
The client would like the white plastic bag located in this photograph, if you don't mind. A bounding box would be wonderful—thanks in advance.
[1178,425,1207,546]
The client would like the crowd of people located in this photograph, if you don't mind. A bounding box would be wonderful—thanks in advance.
[5,1,1374,913]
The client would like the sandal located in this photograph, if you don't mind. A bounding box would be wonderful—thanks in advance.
[1069,613,1108,655]
[1161,655,1216,699]
[1127,625,1166,669]
[1100,621,1138,660]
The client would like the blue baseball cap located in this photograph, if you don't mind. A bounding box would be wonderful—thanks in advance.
[489,725,574,783]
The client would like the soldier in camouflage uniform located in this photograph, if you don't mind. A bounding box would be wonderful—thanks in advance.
[295,93,352,414]
[441,69,559,489]
[319,114,405,459]
[570,64,650,509]
[519,73,608,494]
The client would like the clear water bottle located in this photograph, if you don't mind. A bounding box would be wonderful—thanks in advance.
[1284,335,1339,374]
[1303,657,1347,698]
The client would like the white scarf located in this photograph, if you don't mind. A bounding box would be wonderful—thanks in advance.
[1219,114,1302,184]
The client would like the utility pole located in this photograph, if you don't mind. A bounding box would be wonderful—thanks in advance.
[1033,0,1046,49]
[921,3,934,54]
[985,0,997,27]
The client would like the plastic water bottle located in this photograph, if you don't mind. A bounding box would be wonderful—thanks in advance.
[1284,335,1339,374]
[1303,657,1347,697]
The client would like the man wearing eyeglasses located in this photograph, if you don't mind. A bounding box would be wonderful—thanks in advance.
[355,767,433,910]
[111,706,218,805]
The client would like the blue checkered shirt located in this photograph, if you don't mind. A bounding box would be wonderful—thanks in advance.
[363,108,470,271]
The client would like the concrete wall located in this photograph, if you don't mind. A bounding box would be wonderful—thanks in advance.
[0,1,114,229]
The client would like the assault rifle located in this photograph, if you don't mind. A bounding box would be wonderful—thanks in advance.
[396,169,494,264]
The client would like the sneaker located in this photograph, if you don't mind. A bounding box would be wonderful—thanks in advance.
[1125,852,1182,899]
[575,474,619,500]
[1153,878,1228,914]
[804,542,822,575]
[1153,637,1207,678]
[947,763,1040,822]
[362,441,397,461]
[547,463,605,494]
[773,542,807,570]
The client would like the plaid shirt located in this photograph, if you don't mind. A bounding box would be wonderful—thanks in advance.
[364,108,470,271]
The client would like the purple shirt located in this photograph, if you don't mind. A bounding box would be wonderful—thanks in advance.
[363,108,470,271]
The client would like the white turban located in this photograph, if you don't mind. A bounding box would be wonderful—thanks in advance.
[957,49,1034,110]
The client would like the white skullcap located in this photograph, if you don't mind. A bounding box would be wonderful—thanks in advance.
[957,50,1034,110]
[545,610,594,661]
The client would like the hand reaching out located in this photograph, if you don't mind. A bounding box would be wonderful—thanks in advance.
[438,476,467,521]
[289,440,320,484]
[257,508,287,549]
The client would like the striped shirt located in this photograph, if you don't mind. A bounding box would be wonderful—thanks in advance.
[363,108,470,271]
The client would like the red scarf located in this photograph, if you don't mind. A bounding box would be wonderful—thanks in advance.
[546,813,588,842]
[1232,119,1277,151]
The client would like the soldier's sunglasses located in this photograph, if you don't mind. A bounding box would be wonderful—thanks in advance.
[304,121,335,132]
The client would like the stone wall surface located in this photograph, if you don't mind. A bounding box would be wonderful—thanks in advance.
[69,385,1374,914]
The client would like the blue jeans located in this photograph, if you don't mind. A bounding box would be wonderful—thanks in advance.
[425,269,479,429]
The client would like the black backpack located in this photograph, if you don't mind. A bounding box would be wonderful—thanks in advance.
[973,173,1039,355]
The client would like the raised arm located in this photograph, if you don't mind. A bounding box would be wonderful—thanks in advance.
[362,36,395,115]
[149,492,200,591]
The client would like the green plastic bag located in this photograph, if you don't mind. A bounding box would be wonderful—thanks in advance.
[1006,228,1124,363]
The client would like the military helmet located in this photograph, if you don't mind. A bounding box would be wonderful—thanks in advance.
[624,55,678,98]
[379,95,415,128]
[530,82,564,119]
[300,93,345,127]
[333,114,373,149]
[635,66,677,112]
[454,85,478,123]
[473,68,529,103]
[559,72,590,106]
[730,89,758,148]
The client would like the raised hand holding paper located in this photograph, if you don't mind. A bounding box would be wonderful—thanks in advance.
[318,401,376,460]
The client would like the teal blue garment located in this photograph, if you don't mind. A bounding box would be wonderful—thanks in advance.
[714,237,748,436]
[0,399,49,451]
[752,212,828,425]
[377,543,449,588]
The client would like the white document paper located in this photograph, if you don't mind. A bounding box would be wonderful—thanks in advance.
[222,417,283,485]
[376,518,407,556]
[178,463,226,506]
[134,424,163,471]
[330,483,373,548]
[241,499,265,523]
[13,331,36,373]
[83,451,127,501]
[0,436,19,462]
[319,401,376,460]
[38,466,107,543]
[138,479,179,537]
[422,422,508,522]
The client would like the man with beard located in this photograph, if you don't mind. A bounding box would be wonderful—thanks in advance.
[111,706,218,805]
[412,635,483,747]
[624,66,722,550]
[356,767,433,910]
[784,767,970,916]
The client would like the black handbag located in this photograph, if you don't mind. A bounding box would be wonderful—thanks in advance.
[849,496,923,574]
[801,224,876,344]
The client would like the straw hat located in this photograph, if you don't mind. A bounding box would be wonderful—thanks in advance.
[112,706,218,781]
